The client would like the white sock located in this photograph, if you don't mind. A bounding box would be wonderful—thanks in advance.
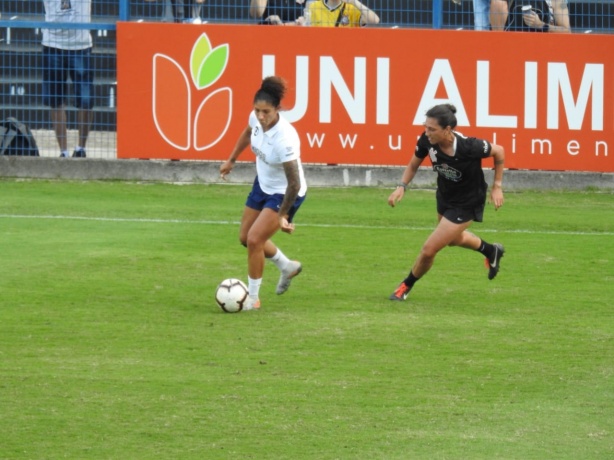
[269,248,290,272]
[248,276,262,298]
[75,146,85,151]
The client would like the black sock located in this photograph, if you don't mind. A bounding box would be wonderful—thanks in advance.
[403,271,420,289]
[477,239,494,259]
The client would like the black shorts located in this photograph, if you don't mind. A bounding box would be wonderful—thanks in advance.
[437,201,484,224]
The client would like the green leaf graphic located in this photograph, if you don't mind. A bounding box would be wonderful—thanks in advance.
[190,34,212,86]
[196,44,229,90]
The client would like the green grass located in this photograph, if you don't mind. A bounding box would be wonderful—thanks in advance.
[0,180,612,459]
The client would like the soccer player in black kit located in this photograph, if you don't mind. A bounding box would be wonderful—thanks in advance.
[388,104,506,301]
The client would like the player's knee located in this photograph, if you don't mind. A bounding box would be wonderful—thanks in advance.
[245,234,262,250]
[420,244,439,260]
[448,237,462,247]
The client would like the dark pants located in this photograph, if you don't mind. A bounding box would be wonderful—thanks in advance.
[170,0,201,22]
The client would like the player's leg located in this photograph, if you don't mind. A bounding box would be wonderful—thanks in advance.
[413,216,473,278]
[239,202,282,258]
[265,193,306,295]
[449,229,481,249]
[390,215,471,301]
[239,178,273,308]
[243,208,280,309]
[237,206,262,310]
[246,207,279,279]
[243,209,301,296]
[447,206,505,280]
[239,206,261,247]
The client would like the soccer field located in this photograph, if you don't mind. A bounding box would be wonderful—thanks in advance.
[0,180,612,459]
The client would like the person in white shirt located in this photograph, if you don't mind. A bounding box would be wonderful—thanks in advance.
[42,0,93,158]
[220,76,307,311]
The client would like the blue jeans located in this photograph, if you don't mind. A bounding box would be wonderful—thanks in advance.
[473,0,491,30]
[42,46,94,109]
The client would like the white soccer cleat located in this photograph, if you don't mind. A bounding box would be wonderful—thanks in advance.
[276,260,302,295]
[243,296,261,311]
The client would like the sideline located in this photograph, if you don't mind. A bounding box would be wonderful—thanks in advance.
[0,213,611,236]
[0,157,612,191]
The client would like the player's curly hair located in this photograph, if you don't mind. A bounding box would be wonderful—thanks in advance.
[254,76,287,108]
[426,103,458,129]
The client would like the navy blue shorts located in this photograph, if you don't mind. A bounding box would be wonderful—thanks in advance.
[246,177,306,223]
[42,46,94,109]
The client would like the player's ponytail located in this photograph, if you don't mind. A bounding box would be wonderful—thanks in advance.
[254,76,287,108]
[426,103,458,129]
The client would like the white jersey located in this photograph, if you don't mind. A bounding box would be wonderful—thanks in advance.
[42,0,92,50]
[249,111,307,197]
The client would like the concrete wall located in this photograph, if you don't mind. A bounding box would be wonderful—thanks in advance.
[1,156,612,190]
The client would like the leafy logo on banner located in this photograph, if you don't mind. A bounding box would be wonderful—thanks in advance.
[152,34,232,151]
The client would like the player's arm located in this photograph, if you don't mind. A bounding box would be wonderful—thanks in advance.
[489,144,505,210]
[279,159,301,233]
[249,0,268,19]
[388,154,423,208]
[220,125,251,180]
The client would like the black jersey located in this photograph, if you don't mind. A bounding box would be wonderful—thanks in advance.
[415,131,492,208]
[261,0,304,24]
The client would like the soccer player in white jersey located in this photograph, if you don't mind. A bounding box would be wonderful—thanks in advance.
[220,76,307,311]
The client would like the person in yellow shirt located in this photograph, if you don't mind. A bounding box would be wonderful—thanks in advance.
[306,0,379,27]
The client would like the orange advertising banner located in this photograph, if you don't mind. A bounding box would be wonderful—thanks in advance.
[117,23,613,172]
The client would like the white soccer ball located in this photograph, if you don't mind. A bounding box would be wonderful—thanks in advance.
[215,278,248,313]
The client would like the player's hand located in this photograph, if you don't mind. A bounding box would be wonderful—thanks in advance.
[279,216,295,234]
[388,188,404,207]
[490,188,504,210]
[219,160,234,181]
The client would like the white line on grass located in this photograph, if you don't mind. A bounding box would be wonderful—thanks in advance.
[0,214,611,236]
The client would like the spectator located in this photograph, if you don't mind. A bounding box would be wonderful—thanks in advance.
[306,0,379,27]
[490,0,571,32]
[250,0,307,25]
[451,0,491,31]
[170,0,205,23]
[42,0,93,158]
[473,0,491,30]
